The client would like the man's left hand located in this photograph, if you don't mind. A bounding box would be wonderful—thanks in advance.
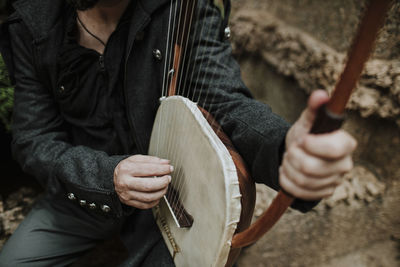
[280,90,357,201]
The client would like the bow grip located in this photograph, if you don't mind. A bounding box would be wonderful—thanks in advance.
[310,104,345,135]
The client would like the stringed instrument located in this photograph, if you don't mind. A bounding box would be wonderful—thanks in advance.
[148,0,392,266]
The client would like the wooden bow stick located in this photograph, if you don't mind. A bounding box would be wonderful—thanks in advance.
[231,0,393,248]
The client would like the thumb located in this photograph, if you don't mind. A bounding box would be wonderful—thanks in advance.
[286,90,330,147]
[299,90,330,131]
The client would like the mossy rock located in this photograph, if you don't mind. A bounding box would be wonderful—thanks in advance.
[0,53,13,132]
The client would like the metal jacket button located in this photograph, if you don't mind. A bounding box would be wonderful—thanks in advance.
[224,26,231,40]
[153,49,162,61]
[60,85,65,93]
[101,205,111,213]
[79,200,87,206]
[89,203,97,210]
[67,193,76,201]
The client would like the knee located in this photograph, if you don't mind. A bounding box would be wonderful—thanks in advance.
[0,247,20,267]
[0,238,33,267]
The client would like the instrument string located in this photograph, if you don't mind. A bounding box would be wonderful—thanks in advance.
[195,19,223,110]
[168,0,212,214]
[156,0,178,161]
[197,41,228,132]
[160,0,233,224]
[164,0,181,160]
[183,0,246,230]
[207,25,254,140]
[165,1,179,97]
[168,14,196,216]
[161,0,175,98]
[175,1,235,220]
[192,0,239,149]
[165,0,190,211]
[170,0,214,209]
[193,2,225,106]
[180,0,204,100]
[176,1,196,96]
[170,0,185,96]
[166,9,182,204]
[170,109,193,227]
[166,1,195,213]
[172,0,218,219]
[167,0,208,192]
[156,0,175,158]
[187,1,216,103]
[169,100,181,193]
[173,2,225,223]
[157,1,180,211]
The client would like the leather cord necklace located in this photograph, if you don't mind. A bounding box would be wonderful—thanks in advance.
[76,14,107,48]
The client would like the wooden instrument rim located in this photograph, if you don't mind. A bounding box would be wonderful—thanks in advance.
[198,106,256,266]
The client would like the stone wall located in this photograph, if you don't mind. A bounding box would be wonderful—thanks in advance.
[231,0,400,127]
[230,0,400,266]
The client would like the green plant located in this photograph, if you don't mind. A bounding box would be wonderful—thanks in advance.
[0,53,14,131]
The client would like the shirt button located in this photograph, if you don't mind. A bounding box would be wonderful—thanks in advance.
[224,26,231,40]
[153,49,162,61]
[79,200,87,207]
[67,193,76,201]
[101,205,111,213]
[89,203,97,210]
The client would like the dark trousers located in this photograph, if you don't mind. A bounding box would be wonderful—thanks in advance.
[0,194,174,267]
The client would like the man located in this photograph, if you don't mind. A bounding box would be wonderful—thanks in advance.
[0,0,356,266]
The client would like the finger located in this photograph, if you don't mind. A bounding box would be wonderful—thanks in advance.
[302,130,357,159]
[123,186,168,203]
[298,90,330,131]
[279,168,336,201]
[282,159,342,190]
[127,163,174,177]
[128,154,170,164]
[125,175,171,192]
[122,199,160,209]
[285,145,354,177]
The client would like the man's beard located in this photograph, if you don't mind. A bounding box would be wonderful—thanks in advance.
[66,0,100,10]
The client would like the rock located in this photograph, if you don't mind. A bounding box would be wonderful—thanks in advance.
[352,177,366,200]
[0,187,40,250]
[323,166,386,208]
[325,182,348,208]
[366,182,381,197]
[231,9,400,127]
[5,187,37,210]
[392,76,400,103]
[0,194,3,213]
[254,185,275,217]
[2,206,24,236]
[0,195,4,236]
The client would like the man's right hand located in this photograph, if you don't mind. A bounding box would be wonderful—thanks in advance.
[114,155,173,209]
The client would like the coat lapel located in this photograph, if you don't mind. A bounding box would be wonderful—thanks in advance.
[124,0,173,153]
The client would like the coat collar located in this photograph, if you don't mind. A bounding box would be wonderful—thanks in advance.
[12,0,65,40]
[139,0,172,15]
[11,0,172,40]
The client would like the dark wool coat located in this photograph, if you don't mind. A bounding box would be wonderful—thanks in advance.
[0,0,316,264]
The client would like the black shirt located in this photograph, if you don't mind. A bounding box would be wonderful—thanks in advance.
[56,4,136,156]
